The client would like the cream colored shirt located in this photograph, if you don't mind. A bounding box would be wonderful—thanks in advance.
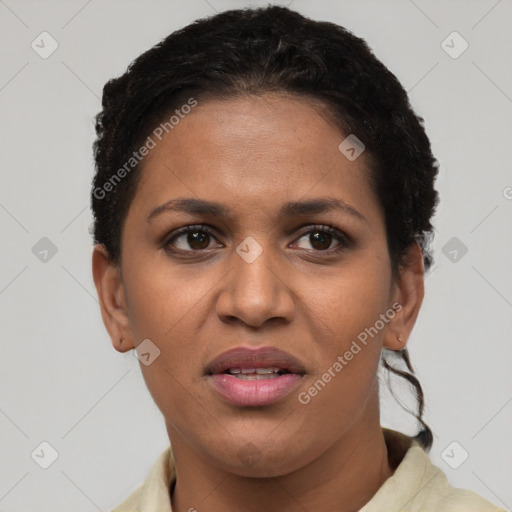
[112,429,504,511]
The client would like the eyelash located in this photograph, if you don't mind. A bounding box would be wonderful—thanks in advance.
[164,223,351,254]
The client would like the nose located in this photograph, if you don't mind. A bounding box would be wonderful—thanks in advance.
[215,242,295,329]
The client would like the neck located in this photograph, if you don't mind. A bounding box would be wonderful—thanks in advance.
[168,417,395,512]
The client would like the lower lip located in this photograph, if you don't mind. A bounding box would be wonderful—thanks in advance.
[208,373,303,407]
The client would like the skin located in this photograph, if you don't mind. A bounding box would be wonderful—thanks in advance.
[92,93,424,512]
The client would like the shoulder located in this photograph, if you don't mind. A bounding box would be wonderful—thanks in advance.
[403,445,503,511]
[361,430,505,512]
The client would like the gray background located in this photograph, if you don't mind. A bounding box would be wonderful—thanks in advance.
[0,0,511,510]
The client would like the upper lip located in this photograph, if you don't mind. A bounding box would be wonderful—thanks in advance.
[205,346,307,375]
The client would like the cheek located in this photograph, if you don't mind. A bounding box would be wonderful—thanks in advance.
[122,264,218,413]
[296,282,387,433]
[298,252,392,345]
[294,255,390,412]
[123,259,212,342]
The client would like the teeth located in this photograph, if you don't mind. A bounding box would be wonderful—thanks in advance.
[225,367,283,377]
[227,367,281,375]
[234,373,281,380]
[256,367,280,374]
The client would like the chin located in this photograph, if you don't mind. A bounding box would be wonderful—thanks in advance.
[207,438,316,478]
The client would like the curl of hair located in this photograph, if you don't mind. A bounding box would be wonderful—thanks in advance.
[381,348,433,451]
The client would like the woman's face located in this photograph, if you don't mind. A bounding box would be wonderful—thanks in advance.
[96,93,417,477]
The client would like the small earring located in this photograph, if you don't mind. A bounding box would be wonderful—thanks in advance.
[396,334,403,344]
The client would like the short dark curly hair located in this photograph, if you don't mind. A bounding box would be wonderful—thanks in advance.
[91,5,439,450]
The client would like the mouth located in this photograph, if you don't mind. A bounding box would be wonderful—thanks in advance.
[205,346,306,407]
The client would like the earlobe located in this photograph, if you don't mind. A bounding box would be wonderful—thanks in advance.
[383,242,425,351]
[92,244,134,353]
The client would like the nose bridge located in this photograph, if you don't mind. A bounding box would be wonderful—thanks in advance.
[216,236,294,327]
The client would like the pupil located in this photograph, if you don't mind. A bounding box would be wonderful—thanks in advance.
[311,231,331,250]
[188,230,209,250]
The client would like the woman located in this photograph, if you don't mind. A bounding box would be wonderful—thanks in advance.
[91,6,504,511]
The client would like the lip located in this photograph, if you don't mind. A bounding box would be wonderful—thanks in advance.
[205,346,307,375]
[205,346,306,407]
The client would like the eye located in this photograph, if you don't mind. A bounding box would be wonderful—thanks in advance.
[166,224,222,252]
[293,224,350,252]
[164,223,351,254]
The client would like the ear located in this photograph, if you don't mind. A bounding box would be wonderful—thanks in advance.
[92,244,134,353]
[383,242,425,351]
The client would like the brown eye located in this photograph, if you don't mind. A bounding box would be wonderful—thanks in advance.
[294,225,349,252]
[184,230,210,250]
[309,230,333,250]
[166,225,220,251]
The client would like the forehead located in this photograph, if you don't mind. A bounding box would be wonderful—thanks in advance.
[127,93,381,224]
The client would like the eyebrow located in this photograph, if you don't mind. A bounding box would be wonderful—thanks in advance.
[146,197,367,223]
